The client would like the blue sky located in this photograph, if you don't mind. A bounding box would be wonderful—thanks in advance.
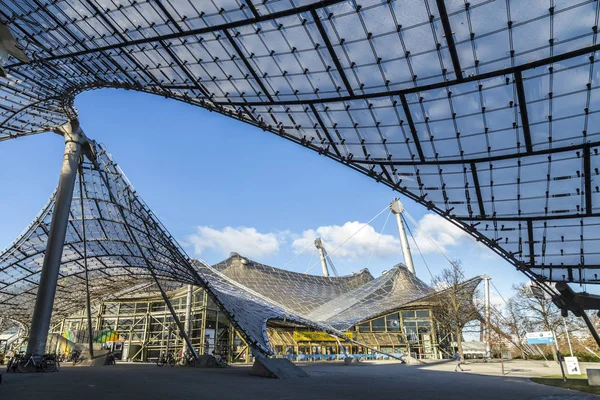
[0,89,537,305]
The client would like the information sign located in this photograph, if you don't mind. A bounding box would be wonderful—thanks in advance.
[564,357,581,375]
[525,331,555,345]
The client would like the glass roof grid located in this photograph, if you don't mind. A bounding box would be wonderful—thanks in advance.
[228,27,309,100]
[328,4,391,94]
[310,102,351,158]
[544,152,584,215]
[301,10,355,98]
[452,0,507,77]
[8,2,600,288]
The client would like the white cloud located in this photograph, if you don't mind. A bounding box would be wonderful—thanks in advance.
[186,212,471,263]
[187,226,281,258]
[291,221,399,259]
[410,213,470,254]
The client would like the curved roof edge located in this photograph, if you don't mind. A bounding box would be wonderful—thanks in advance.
[213,252,375,282]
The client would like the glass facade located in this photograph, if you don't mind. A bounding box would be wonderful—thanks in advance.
[49,286,246,363]
[349,309,439,360]
[267,308,442,361]
[50,284,449,363]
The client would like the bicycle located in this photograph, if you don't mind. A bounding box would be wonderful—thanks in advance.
[17,353,59,373]
[178,352,196,367]
[156,351,176,367]
[106,352,116,365]
[70,349,84,366]
[207,354,228,368]
[6,353,24,373]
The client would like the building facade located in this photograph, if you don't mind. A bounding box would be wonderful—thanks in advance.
[48,254,480,363]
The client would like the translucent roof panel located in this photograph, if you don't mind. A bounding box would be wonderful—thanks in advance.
[1,0,600,287]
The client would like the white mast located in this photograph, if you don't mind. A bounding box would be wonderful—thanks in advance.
[390,198,415,275]
[483,276,491,358]
[314,238,330,277]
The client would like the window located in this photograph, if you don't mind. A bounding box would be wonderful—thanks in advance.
[105,304,118,314]
[119,303,135,314]
[403,321,418,344]
[357,322,370,332]
[402,311,416,320]
[135,303,148,313]
[371,317,385,332]
[386,313,400,332]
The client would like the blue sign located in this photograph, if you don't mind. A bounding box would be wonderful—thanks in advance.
[526,331,555,345]
[526,337,555,345]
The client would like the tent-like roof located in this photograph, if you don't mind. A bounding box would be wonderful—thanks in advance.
[0,141,357,354]
[0,1,598,288]
[213,253,373,315]
[207,254,480,332]
[307,264,434,330]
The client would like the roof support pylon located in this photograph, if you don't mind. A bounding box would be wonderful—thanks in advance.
[26,119,87,356]
[390,199,415,275]
[314,238,329,277]
[182,284,194,355]
[483,276,492,359]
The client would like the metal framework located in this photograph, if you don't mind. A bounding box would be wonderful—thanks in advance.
[1,0,600,350]
[0,1,599,290]
[48,284,244,363]
[2,139,431,356]
[49,255,480,362]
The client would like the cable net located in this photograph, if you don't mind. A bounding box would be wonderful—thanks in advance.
[4,141,438,354]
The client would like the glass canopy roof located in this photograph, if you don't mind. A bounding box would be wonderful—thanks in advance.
[0,0,599,286]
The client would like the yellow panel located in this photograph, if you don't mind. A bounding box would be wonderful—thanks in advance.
[293,331,352,342]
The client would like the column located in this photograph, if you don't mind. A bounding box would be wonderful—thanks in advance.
[390,199,415,274]
[483,276,491,358]
[182,284,193,354]
[314,238,329,277]
[27,120,87,356]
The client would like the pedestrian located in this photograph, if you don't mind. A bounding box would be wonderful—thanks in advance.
[452,351,464,372]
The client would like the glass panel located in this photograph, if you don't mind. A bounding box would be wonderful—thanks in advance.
[402,311,416,320]
[386,313,400,332]
[371,317,386,332]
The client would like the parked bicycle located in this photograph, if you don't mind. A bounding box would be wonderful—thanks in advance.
[70,349,84,366]
[6,352,24,373]
[17,353,59,373]
[207,354,227,368]
[178,352,196,367]
[156,351,176,367]
[106,351,117,366]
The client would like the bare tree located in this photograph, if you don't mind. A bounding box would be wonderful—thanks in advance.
[509,282,563,361]
[431,260,481,358]
[503,297,533,359]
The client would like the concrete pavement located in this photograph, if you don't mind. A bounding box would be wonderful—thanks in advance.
[0,360,598,400]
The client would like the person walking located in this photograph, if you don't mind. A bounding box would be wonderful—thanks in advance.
[452,351,464,372]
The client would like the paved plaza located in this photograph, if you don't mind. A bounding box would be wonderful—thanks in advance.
[1,360,598,400]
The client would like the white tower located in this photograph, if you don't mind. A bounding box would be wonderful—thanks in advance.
[390,198,415,275]
[314,238,329,277]
[483,276,492,358]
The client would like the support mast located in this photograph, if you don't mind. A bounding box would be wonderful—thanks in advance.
[183,284,194,355]
[315,238,329,277]
[27,120,87,356]
[483,276,492,359]
[390,199,416,275]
